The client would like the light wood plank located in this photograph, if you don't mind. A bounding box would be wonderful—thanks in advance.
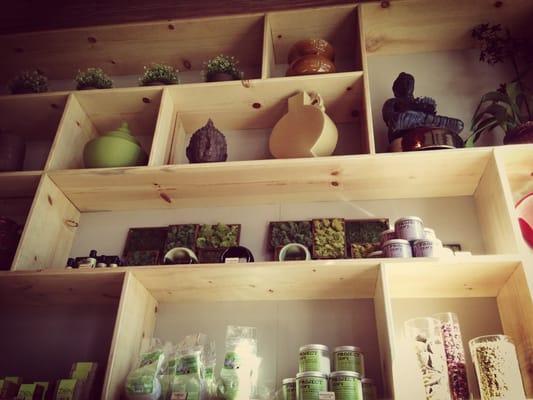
[103,272,157,400]
[360,0,533,56]
[48,148,490,212]
[0,269,124,305]
[148,88,176,166]
[495,145,533,203]
[0,14,264,84]
[385,256,521,298]
[474,152,521,254]
[11,175,80,270]
[261,14,275,79]
[496,263,533,397]
[132,260,379,302]
[374,264,395,399]
[45,93,99,170]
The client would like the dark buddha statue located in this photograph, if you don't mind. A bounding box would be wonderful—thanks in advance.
[382,72,464,145]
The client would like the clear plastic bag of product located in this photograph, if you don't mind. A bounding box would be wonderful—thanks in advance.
[219,326,259,400]
[171,334,208,400]
[160,341,177,400]
[202,340,217,400]
[125,339,165,400]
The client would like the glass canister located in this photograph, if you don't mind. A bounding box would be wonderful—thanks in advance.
[299,344,330,374]
[469,335,525,400]
[433,312,470,400]
[404,317,451,400]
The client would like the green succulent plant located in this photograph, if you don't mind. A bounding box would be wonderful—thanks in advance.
[269,221,313,249]
[9,69,48,94]
[164,224,198,253]
[203,55,242,81]
[75,67,113,90]
[139,63,180,86]
[196,223,239,249]
[312,218,346,259]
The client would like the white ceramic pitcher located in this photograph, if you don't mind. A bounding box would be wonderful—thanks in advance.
[269,91,338,158]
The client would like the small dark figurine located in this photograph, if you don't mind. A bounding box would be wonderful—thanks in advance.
[382,72,464,142]
[186,119,228,163]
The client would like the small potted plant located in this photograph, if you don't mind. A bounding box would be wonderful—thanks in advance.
[466,24,533,146]
[203,55,243,82]
[75,67,113,90]
[139,63,180,86]
[8,69,48,94]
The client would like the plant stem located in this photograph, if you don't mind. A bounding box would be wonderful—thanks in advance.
[508,29,532,120]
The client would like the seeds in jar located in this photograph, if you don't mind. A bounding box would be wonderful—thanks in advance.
[382,239,412,258]
[395,217,424,242]
[333,346,364,375]
[330,371,363,400]
[296,372,327,400]
[299,344,330,374]
[282,378,296,400]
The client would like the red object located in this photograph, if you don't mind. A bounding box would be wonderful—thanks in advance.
[516,193,533,248]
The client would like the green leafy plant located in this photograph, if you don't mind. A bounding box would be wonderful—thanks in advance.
[269,221,313,249]
[466,24,532,146]
[75,67,113,90]
[203,55,242,81]
[164,224,198,253]
[139,63,180,86]
[312,218,346,259]
[196,223,240,249]
[8,69,48,94]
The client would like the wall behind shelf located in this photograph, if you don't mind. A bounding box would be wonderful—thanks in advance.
[368,49,513,153]
[70,196,485,262]
[154,298,383,395]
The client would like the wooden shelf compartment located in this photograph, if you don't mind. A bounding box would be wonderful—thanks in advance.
[359,0,533,57]
[0,13,265,89]
[45,87,167,171]
[102,264,393,399]
[383,258,533,398]
[262,5,362,78]
[0,92,68,171]
[0,271,124,399]
[163,73,367,165]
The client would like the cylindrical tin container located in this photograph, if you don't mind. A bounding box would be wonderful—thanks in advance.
[433,312,470,400]
[469,335,525,400]
[382,239,412,258]
[361,378,377,400]
[395,217,425,242]
[329,371,363,400]
[296,371,328,400]
[299,344,330,374]
[412,239,438,257]
[379,229,396,247]
[333,346,364,375]
[282,377,297,400]
[424,228,437,241]
[367,251,383,259]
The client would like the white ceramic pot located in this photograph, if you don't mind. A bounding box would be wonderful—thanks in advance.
[278,243,311,261]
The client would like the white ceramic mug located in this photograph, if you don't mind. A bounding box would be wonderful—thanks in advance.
[279,243,311,261]
[163,247,198,265]
[269,91,338,158]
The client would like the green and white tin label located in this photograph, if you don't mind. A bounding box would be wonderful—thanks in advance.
[334,351,364,375]
[331,374,363,400]
[299,350,321,372]
[282,381,296,400]
[296,376,328,400]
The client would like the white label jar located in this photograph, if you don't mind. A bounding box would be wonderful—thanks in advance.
[333,346,365,375]
[382,239,412,258]
[412,239,437,257]
[379,228,396,246]
[299,344,330,374]
[395,217,424,241]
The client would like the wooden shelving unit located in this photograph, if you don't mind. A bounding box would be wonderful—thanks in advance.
[0,0,531,399]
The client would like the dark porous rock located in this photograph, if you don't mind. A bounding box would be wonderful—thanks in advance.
[186,119,228,163]
[383,72,464,142]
